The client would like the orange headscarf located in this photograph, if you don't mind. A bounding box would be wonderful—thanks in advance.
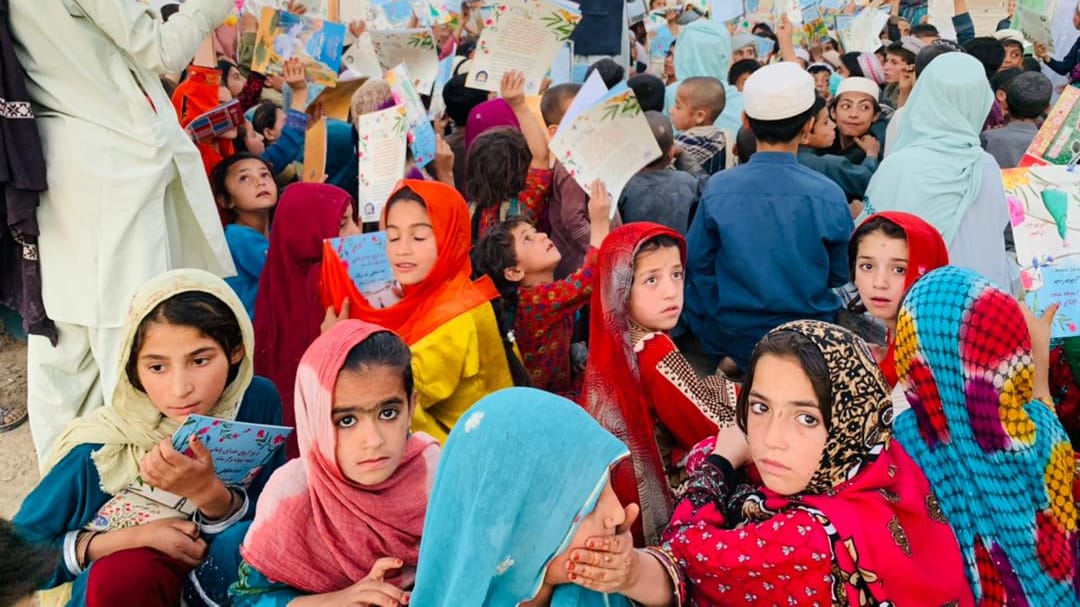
[322,180,498,345]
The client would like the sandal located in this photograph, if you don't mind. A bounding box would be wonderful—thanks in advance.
[0,402,27,433]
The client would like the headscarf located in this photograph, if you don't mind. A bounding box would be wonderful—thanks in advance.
[410,388,632,607]
[893,266,1078,603]
[738,320,973,606]
[324,179,498,345]
[664,19,745,133]
[581,222,732,546]
[852,212,949,386]
[241,321,440,593]
[865,53,993,244]
[856,52,886,85]
[464,98,520,150]
[254,183,355,455]
[45,270,253,494]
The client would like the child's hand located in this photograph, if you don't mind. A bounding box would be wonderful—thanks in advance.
[284,57,308,92]
[335,557,409,606]
[140,436,226,509]
[432,135,455,186]
[322,299,352,334]
[349,20,368,39]
[712,423,750,468]
[500,70,527,108]
[853,134,880,159]
[286,0,308,15]
[1021,301,1058,400]
[587,179,613,248]
[135,519,208,568]
[777,14,794,41]
[1034,41,1050,62]
[566,504,641,593]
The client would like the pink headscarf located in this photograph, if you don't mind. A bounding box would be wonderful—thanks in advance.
[241,321,440,593]
[464,98,520,149]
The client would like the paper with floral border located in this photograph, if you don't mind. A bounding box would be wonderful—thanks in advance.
[371,29,440,95]
[386,64,438,166]
[1004,165,1080,338]
[548,85,662,219]
[464,0,581,95]
[85,416,291,531]
[357,105,409,221]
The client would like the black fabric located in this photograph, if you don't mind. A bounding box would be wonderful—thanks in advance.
[570,0,624,56]
[0,0,55,343]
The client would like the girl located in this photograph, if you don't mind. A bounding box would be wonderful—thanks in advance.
[658,320,974,605]
[581,223,738,546]
[892,266,1078,604]
[410,388,679,606]
[849,212,948,386]
[13,269,285,606]
[865,53,1018,292]
[465,70,552,238]
[254,183,362,457]
[211,153,279,320]
[327,180,518,442]
[231,321,440,606]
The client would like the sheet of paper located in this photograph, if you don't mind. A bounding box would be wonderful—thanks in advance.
[309,75,370,121]
[549,85,663,218]
[386,64,439,165]
[1015,2,1057,54]
[465,0,582,95]
[371,29,441,95]
[710,0,744,22]
[838,6,889,53]
[326,232,403,308]
[773,0,803,24]
[373,0,418,27]
[303,116,328,182]
[553,69,608,141]
[252,7,348,86]
[355,105,410,221]
[428,50,459,119]
[549,41,574,85]
[342,32,386,80]
[1004,166,1080,337]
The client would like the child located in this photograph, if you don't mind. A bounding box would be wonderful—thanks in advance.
[619,112,703,234]
[981,71,1052,169]
[658,321,973,605]
[1035,3,1080,86]
[234,59,310,176]
[582,223,739,546]
[410,388,679,606]
[14,270,285,606]
[670,77,728,176]
[232,321,440,605]
[807,63,831,100]
[798,96,878,205]
[684,63,852,373]
[827,77,885,163]
[253,184,362,457]
[334,180,519,442]
[727,58,760,93]
[627,74,667,113]
[0,519,57,607]
[999,36,1025,71]
[882,40,918,108]
[465,71,552,238]
[472,180,611,398]
[664,20,745,134]
[849,212,948,385]
[211,154,279,319]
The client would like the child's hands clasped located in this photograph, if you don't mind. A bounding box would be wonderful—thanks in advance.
[566,504,642,594]
[500,70,527,108]
[140,435,228,513]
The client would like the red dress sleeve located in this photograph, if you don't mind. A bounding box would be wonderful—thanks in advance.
[517,167,553,227]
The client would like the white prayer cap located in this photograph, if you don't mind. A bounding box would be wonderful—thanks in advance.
[993,29,1026,44]
[743,62,816,120]
[835,76,881,102]
[732,33,755,51]
[794,47,811,63]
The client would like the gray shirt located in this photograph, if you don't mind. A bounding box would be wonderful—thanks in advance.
[980,121,1039,169]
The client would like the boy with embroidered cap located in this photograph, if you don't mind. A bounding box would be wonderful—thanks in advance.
[684,63,852,374]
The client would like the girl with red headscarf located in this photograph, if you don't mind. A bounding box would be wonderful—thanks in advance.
[253,183,362,457]
[848,211,949,386]
[581,222,738,546]
[322,180,519,443]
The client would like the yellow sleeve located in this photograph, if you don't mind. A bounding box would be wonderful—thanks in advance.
[408,313,481,442]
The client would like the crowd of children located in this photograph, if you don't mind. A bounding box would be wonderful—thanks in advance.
[2,0,1080,605]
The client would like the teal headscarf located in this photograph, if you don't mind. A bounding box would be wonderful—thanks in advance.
[864,53,993,243]
[411,388,632,607]
[663,20,745,133]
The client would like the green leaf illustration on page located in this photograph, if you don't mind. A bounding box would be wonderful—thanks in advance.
[540,8,580,41]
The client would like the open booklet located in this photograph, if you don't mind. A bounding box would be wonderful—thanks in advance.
[323,232,403,309]
[185,100,244,144]
[252,6,348,86]
[85,416,292,532]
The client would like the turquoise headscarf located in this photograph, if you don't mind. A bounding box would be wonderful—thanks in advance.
[864,53,993,243]
[411,388,632,607]
[663,20,745,133]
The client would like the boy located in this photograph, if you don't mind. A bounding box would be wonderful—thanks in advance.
[981,71,1052,168]
[541,83,595,279]
[618,112,703,234]
[828,77,884,163]
[728,58,760,92]
[684,63,852,373]
[671,76,728,176]
[807,64,832,100]
[882,39,919,107]
[628,73,667,112]
[998,35,1025,71]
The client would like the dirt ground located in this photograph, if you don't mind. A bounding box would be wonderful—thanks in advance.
[0,328,34,519]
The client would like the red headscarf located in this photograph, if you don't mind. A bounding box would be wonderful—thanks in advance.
[241,321,440,593]
[171,66,235,190]
[855,211,948,386]
[255,183,355,456]
[322,180,498,345]
[464,98,520,150]
[581,222,689,545]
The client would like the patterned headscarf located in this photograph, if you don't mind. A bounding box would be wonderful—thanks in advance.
[894,266,1078,604]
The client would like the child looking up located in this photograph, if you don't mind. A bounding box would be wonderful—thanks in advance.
[583,223,739,545]
[472,180,612,398]
[670,77,728,176]
[981,71,1052,169]
[618,112,703,234]
[211,154,279,319]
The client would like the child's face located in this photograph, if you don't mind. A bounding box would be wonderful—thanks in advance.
[883,53,908,84]
[733,45,758,62]
[805,107,836,149]
[670,89,703,131]
[226,67,247,98]
[333,365,416,486]
[243,121,266,155]
[746,354,829,496]
[664,52,675,80]
[1001,45,1024,70]
[339,204,362,239]
[509,222,562,278]
[853,230,909,324]
[385,200,438,287]
[264,109,286,142]
[898,19,911,37]
[135,322,241,423]
[224,159,277,213]
[627,245,683,332]
[544,480,625,581]
[734,72,751,92]
[833,93,878,138]
[812,71,831,97]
